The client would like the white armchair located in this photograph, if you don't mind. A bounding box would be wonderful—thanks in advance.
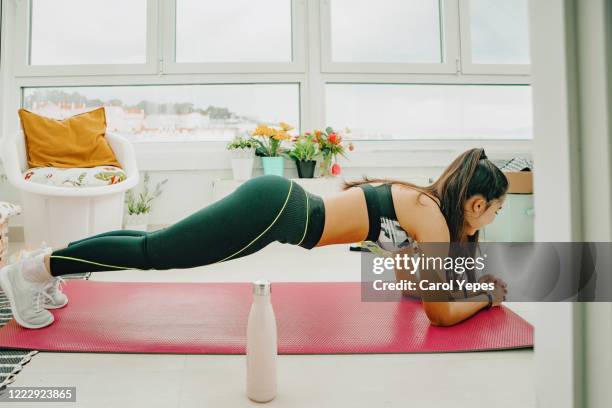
[1,131,139,249]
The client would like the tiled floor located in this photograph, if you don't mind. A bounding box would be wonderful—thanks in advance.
[7,242,535,408]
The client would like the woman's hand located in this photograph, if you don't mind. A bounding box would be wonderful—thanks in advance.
[491,282,507,306]
[479,274,507,306]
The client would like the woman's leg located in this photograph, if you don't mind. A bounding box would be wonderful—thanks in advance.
[48,175,311,276]
[66,229,148,246]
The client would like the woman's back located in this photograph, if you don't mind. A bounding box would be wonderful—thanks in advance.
[316,183,446,247]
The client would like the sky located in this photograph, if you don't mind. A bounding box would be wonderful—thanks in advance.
[326,83,532,139]
[30,0,147,65]
[30,0,530,65]
[331,0,441,63]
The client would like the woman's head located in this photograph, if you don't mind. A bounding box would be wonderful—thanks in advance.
[432,148,508,241]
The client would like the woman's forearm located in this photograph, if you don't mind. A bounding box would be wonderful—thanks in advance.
[423,293,490,326]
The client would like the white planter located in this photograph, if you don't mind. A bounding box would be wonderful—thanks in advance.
[229,148,255,180]
[124,212,150,231]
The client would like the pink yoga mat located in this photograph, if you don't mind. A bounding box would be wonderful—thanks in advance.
[0,281,532,354]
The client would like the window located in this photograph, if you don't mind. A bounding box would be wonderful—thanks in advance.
[468,0,530,65]
[326,84,532,140]
[175,0,292,63]
[329,0,442,63]
[29,0,147,65]
[5,0,532,146]
[22,84,300,142]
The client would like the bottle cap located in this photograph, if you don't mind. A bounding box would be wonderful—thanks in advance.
[253,280,271,296]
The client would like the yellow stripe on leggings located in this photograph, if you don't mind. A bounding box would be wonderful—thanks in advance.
[213,180,295,264]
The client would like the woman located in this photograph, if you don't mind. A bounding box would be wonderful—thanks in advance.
[1,148,508,329]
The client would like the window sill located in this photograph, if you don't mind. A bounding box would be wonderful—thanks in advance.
[133,139,533,171]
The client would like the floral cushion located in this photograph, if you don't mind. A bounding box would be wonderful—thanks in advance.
[23,166,127,188]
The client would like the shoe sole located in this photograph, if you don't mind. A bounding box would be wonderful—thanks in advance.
[0,266,55,329]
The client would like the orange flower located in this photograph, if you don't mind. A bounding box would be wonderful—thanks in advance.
[251,124,268,137]
[272,130,291,141]
[279,122,294,132]
[328,133,339,145]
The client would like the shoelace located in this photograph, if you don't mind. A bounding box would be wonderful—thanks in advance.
[42,277,65,301]
[32,287,46,313]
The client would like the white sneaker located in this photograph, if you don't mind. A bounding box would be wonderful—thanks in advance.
[18,243,68,309]
[42,277,68,309]
[0,259,55,329]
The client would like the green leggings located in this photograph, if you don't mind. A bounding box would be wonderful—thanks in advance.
[49,175,326,276]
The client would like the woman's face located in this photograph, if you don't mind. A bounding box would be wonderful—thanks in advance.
[463,194,505,236]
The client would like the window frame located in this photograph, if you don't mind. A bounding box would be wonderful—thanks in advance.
[324,80,533,141]
[1,0,533,158]
[458,0,531,75]
[320,0,460,74]
[13,0,160,77]
[162,0,307,74]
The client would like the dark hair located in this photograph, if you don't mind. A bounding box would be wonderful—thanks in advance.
[344,148,508,243]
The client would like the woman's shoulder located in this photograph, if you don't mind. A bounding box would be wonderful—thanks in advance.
[391,184,449,242]
[391,184,441,208]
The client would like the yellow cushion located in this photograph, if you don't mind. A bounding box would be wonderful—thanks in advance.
[18,107,122,169]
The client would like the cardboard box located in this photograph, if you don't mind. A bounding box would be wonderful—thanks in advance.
[504,171,533,194]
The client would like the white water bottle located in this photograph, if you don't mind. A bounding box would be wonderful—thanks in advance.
[246,280,278,402]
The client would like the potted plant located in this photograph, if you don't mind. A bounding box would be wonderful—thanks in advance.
[288,133,319,178]
[315,127,354,177]
[124,172,168,231]
[227,136,256,180]
[250,122,293,177]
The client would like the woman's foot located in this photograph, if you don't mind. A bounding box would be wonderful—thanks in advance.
[19,243,68,309]
[0,257,54,329]
[42,277,68,309]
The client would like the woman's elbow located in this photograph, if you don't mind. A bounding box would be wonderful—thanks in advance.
[422,302,455,327]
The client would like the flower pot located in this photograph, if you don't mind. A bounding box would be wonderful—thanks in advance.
[262,156,285,177]
[124,212,149,231]
[230,147,255,159]
[229,148,255,180]
[231,158,254,180]
[295,160,316,178]
[320,152,334,178]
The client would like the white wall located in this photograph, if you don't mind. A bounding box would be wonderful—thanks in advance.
[530,0,612,407]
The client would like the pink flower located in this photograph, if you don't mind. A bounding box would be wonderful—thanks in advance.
[348,142,355,151]
[331,163,341,175]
